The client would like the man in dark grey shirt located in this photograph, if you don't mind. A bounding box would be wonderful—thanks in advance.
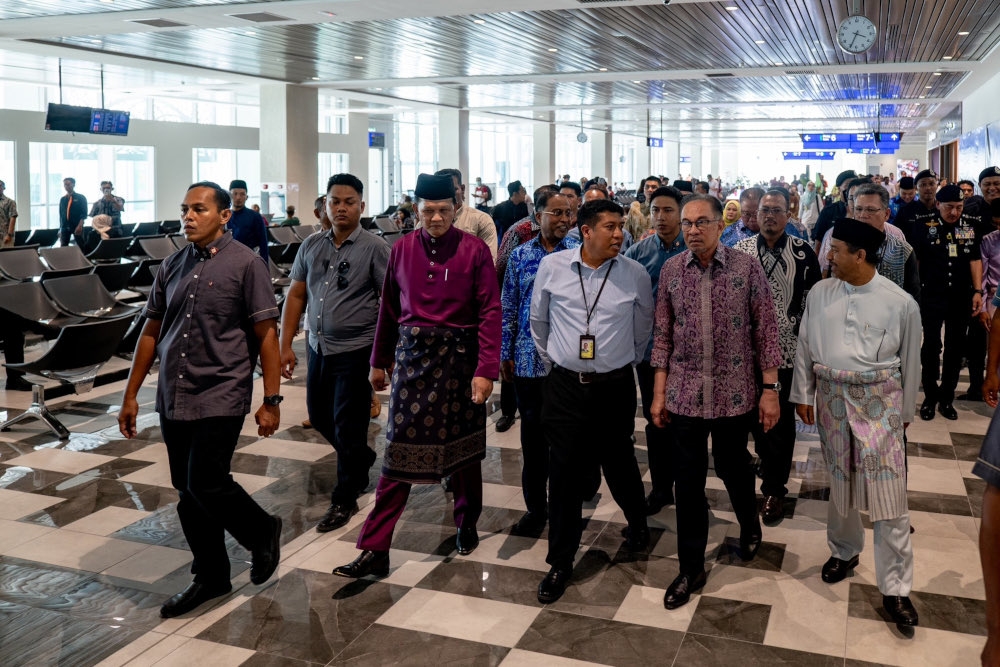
[118,181,283,619]
[280,173,390,532]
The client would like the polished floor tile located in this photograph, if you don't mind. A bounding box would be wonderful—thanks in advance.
[5,448,117,475]
[0,487,65,519]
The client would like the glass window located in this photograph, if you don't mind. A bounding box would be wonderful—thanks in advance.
[468,120,533,205]
[318,93,348,134]
[193,148,261,210]
[318,153,350,195]
[393,112,438,199]
[555,127,591,184]
[29,142,155,229]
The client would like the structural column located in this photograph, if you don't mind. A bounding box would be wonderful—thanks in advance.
[346,112,370,195]
[259,83,318,214]
[533,122,555,191]
[590,131,613,183]
[437,109,470,193]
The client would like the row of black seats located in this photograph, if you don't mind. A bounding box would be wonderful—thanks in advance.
[11,221,182,249]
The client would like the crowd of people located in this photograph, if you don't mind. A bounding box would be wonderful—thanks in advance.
[3,159,992,662]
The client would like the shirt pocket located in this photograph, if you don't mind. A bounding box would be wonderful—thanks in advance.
[859,322,894,363]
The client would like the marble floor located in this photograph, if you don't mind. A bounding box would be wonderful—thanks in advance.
[0,336,992,667]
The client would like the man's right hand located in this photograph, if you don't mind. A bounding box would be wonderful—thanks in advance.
[982,311,993,333]
[118,396,139,438]
[650,395,670,428]
[796,403,815,425]
[280,347,297,379]
[370,366,392,392]
[500,360,515,383]
[986,374,1000,408]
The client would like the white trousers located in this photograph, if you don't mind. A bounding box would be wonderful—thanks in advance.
[827,502,914,596]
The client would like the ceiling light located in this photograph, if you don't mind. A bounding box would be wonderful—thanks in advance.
[311,77,320,80]
[933,72,942,76]
[725,6,738,11]
[774,62,783,66]
[598,67,608,72]
[473,19,485,24]
[755,40,765,44]
[548,48,557,52]
[632,80,641,83]
[354,56,364,60]
[919,95,926,99]
[245,31,256,36]
[925,85,933,88]
[958,31,970,35]
[943,56,953,60]
[100,0,114,3]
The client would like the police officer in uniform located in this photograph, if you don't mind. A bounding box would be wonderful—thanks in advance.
[898,169,941,248]
[912,184,984,420]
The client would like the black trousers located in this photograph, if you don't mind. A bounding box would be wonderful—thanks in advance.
[161,415,274,585]
[542,367,646,570]
[967,314,988,396]
[636,361,677,499]
[500,378,518,418]
[672,410,758,574]
[58,223,84,248]
[513,376,547,517]
[306,344,377,504]
[920,306,969,405]
[749,367,796,498]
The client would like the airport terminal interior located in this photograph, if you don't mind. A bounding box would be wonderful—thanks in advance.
[3,1,1000,666]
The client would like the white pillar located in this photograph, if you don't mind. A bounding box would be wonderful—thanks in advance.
[347,112,370,190]
[13,137,29,231]
[437,109,470,191]
[635,147,651,187]
[590,130,613,182]
[533,123,555,191]
[259,83,318,214]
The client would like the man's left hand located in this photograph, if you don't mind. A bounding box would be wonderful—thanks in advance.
[759,390,780,432]
[974,293,984,316]
[471,376,493,405]
[255,404,280,437]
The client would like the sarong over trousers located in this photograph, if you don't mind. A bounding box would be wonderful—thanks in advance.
[813,363,908,522]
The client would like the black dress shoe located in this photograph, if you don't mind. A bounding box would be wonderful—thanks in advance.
[739,521,763,561]
[495,415,516,433]
[883,595,919,626]
[645,490,674,516]
[316,502,359,533]
[761,495,784,525]
[919,400,936,421]
[957,392,983,402]
[250,515,282,585]
[821,555,859,583]
[511,512,546,537]
[537,566,572,603]
[4,376,32,392]
[456,526,479,555]
[938,403,958,420]
[333,550,390,578]
[160,581,232,618]
[621,525,650,551]
[663,570,707,610]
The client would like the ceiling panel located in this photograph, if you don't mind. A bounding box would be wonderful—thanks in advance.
[0,0,276,21]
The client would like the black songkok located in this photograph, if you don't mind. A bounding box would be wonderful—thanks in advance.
[414,173,455,201]
[832,217,885,260]
[980,166,1000,184]
[898,176,915,190]
[835,169,858,187]
[672,180,693,193]
[229,179,248,191]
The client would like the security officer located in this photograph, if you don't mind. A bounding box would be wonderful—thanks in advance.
[911,184,983,421]
[898,169,941,248]
[962,166,1000,401]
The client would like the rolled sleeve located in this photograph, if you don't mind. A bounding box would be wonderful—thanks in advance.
[244,257,280,323]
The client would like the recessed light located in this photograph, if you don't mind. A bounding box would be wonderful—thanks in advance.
[311,77,320,80]
[755,40,765,44]
[632,80,641,83]
[919,95,926,99]
[933,72,942,76]
[245,31,256,36]
[375,87,383,91]
[943,55,953,60]
[925,85,933,88]
[598,67,608,72]
[725,6,738,11]
[958,31,970,35]
[774,62,783,66]
[99,0,114,3]
[354,56,364,60]
[548,48,557,52]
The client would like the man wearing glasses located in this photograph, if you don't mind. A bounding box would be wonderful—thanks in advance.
[734,189,820,526]
[279,173,390,532]
[650,194,782,610]
[500,190,579,537]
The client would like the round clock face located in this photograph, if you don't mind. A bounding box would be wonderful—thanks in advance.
[577,131,588,144]
[837,15,877,54]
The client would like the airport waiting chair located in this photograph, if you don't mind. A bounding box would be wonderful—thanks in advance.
[292,224,320,240]
[0,281,88,329]
[13,230,30,246]
[268,226,301,245]
[0,315,134,440]
[268,242,300,267]
[23,229,60,248]
[169,234,189,250]
[127,258,162,295]
[268,257,291,288]
[85,237,132,263]
[40,245,92,271]
[132,221,161,237]
[93,261,138,294]
[119,223,136,236]
[138,235,179,260]
[42,273,142,319]
[0,245,46,281]
[159,220,181,234]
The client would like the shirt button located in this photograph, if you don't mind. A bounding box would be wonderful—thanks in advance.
[183,334,188,338]
[193,274,198,279]
[178,374,183,378]
[432,250,437,254]
[428,273,433,279]
[189,294,194,299]
[186,314,191,318]
[430,262,435,266]
[181,353,186,357]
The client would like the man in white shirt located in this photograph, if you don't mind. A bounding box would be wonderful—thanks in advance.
[424,168,498,261]
[791,218,921,629]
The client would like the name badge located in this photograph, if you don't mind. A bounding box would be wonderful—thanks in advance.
[579,334,596,360]
[948,243,958,257]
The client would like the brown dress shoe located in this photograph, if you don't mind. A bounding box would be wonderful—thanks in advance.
[370,393,382,419]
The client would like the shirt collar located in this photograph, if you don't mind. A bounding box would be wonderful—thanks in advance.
[191,231,232,260]
[419,223,460,250]
[657,233,684,252]
[325,224,363,245]
[569,245,617,270]
[755,232,787,253]
[685,243,727,267]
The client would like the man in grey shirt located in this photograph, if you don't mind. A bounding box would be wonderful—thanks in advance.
[118,181,283,619]
[280,173,390,532]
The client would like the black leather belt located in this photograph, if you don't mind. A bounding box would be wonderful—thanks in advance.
[552,364,632,385]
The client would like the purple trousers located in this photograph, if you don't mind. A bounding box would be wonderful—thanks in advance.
[356,463,483,551]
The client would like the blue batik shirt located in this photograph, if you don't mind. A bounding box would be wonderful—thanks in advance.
[624,232,687,361]
[501,234,580,377]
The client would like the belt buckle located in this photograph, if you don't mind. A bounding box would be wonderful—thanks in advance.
[578,371,590,384]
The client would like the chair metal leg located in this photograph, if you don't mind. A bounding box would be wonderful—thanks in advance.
[0,384,70,440]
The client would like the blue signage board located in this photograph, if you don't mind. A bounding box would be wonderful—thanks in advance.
[647,137,663,148]
[679,156,691,163]
[845,147,897,155]
[800,132,902,151]
[782,151,836,160]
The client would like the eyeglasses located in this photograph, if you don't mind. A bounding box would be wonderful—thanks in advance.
[541,209,574,218]
[337,260,349,289]
[853,206,885,215]
[759,207,787,216]
[680,218,721,230]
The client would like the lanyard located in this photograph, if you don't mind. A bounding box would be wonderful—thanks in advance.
[576,261,613,335]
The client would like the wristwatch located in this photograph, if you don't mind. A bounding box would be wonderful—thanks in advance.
[263,394,284,406]
[761,381,782,392]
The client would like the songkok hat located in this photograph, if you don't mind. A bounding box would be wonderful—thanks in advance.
[898,176,915,190]
[990,198,1000,218]
[507,180,523,197]
[935,184,964,203]
[835,170,858,187]
[414,173,455,201]
[229,179,248,191]
[915,169,938,184]
[980,166,1000,184]
[832,218,885,259]
[672,180,694,192]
